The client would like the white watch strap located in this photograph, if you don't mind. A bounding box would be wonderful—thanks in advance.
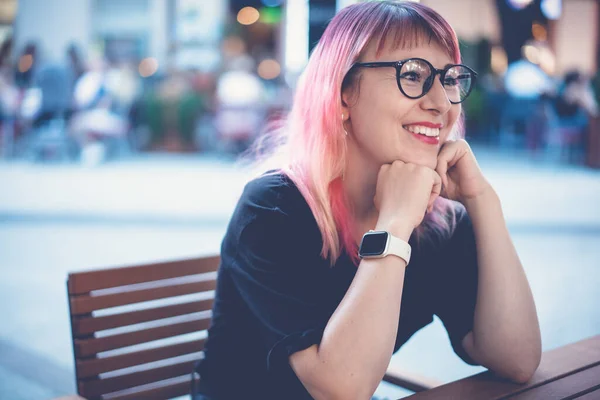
[387,234,412,265]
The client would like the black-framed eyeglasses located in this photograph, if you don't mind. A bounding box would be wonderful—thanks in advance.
[351,58,478,104]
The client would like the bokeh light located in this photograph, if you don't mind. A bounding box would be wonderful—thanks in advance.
[522,44,540,64]
[222,36,246,57]
[138,57,159,78]
[541,0,562,19]
[491,46,508,75]
[237,6,260,25]
[257,59,281,80]
[506,0,534,10]
[532,23,547,42]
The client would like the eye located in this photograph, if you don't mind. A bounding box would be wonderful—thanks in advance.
[444,77,459,86]
[444,73,471,87]
[400,71,422,82]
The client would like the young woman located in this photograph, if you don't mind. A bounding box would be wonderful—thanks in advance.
[194,2,541,399]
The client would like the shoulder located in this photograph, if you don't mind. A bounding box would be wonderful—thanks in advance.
[238,171,312,219]
[227,171,320,247]
[242,172,297,206]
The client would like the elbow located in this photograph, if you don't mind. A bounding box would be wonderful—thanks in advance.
[484,340,541,384]
[502,349,542,384]
[506,366,536,384]
[507,367,537,384]
[329,384,375,400]
[310,376,376,400]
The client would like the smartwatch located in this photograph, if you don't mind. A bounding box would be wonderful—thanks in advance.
[358,230,411,265]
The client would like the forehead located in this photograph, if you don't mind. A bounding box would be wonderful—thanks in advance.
[362,34,454,69]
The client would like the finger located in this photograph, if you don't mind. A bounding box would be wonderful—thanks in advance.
[436,142,461,187]
[431,170,442,197]
[427,171,442,211]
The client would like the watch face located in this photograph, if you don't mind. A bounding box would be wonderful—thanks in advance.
[359,231,389,257]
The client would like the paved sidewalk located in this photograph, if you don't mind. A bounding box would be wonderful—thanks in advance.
[1,147,599,227]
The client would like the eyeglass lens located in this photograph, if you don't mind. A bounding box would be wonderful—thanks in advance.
[399,59,473,103]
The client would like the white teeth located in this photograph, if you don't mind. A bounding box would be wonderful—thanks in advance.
[404,125,440,137]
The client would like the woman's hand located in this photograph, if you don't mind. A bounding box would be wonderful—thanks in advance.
[374,160,442,237]
[435,139,492,204]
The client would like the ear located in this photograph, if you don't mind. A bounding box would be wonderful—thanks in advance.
[341,92,351,121]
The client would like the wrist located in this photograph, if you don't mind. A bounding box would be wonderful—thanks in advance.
[462,185,499,211]
[375,219,413,241]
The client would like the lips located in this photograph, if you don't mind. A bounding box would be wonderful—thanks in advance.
[403,125,440,137]
[402,123,442,145]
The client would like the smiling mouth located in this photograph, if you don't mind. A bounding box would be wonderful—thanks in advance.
[402,125,440,138]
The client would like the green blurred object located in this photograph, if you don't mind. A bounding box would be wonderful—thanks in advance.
[463,87,485,123]
[143,91,165,147]
[259,7,281,25]
[140,90,204,151]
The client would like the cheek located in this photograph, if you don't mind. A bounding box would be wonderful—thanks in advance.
[446,106,462,135]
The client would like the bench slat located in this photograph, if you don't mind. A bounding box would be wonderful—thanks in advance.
[507,364,600,399]
[80,361,195,397]
[76,339,206,378]
[72,299,214,336]
[70,280,216,315]
[383,363,442,392]
[103,378,191,400]
[574,387,600,400]
[74,315,211,357]
[68,256,220,294]
[406,335,600,400]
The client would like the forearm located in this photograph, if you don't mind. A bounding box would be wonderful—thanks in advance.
[464,188,541,381]
[297,224,411,399]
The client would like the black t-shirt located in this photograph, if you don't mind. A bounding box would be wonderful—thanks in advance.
[195,172,479,400]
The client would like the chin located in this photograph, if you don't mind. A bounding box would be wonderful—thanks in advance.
[401,156,437,170]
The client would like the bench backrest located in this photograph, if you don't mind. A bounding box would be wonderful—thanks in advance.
[66,255,220,400]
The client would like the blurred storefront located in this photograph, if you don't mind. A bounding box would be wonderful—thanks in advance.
[0,0,15,43]
[3,0,599,165]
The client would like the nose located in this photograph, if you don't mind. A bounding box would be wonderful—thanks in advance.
[420,76,452,115]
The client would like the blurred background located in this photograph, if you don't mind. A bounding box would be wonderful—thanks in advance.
[0,0,598,399]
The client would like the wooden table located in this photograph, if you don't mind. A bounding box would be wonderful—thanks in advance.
[405,335,600,400]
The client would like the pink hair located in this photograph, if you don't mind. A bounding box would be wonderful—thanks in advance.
[252,1,464,265]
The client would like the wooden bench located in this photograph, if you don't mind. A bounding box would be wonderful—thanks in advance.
[405,334,600,399]
[66,255,439,399]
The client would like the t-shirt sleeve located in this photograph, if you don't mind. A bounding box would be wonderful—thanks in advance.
[223,176,328,395]
[433,206,480,365]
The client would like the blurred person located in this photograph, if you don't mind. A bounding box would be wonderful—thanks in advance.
[0,37,16,111]
[104,60,141,116]
[499,60,553,148]
[69,57,129,165]
[193,2,541,400]
[0,36,19,156]
[14,42,38,89]
[67,43,87,83]
[151,68,203,152]
[546,70,599,163]
[555,70,598,127]
[214,54,266,153]
[31,54,74,128]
